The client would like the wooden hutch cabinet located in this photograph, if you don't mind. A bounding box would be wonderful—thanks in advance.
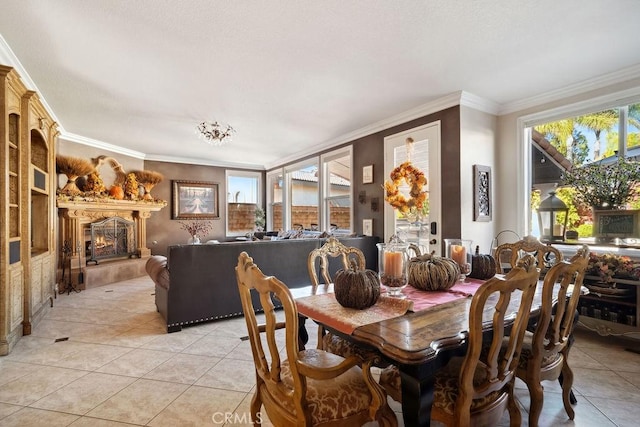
[0,65,58,355]
[558,243,640,341]
[578,274,640,340]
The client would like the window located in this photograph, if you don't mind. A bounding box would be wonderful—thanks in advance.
[527,99,640,242]
[626,102,640,154]
[266,170,283,232]
[321,147,352,233]
[267,147,353,233]
[226,171,261,236]
[285,159,319,231]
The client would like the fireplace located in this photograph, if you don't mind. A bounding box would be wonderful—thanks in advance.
[86,217,137,264]
[58,199,165,288]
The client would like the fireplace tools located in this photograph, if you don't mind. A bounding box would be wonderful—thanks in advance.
[60,240,80,294]
[77,243,84,285]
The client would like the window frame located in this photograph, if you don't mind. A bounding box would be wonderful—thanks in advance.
[517,88,640,237]
[266,169,283,232]
[267,147,354,233]
[320,146,353,233]
[225,170,262,237]
[283,158,320,232]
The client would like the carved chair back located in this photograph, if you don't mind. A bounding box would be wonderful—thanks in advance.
[307,236,366,287]
[494,235,563,275]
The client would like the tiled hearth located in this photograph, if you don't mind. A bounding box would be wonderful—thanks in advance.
[0,276,639,426]
[80,258,148,290]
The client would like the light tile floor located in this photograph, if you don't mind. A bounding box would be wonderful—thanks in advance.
[1,276,639,426]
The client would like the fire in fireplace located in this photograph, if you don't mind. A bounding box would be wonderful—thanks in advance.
[87,217,138,264]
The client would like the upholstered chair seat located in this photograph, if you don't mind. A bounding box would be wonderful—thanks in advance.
[517,332,563,370]
[280,349,373,424]
[432,357,505,416]
[379,365,402,403]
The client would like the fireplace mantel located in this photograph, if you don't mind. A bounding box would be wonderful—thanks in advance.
[57,199,167,212]
[57,198,166,287]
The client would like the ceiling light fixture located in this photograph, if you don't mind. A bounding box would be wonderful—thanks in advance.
[196,120,235,146]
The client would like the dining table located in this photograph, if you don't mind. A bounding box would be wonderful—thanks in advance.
[292,278,552,427]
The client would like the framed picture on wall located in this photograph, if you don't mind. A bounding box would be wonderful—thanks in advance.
[473,165,492,222]
[172,180,219,219]
[362,165,373,184]
[363,219,373,236]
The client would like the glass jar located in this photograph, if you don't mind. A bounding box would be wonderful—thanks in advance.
[444,238,473,281]
[377,235,409,297]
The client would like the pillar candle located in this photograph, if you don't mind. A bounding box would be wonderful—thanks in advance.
[553,224,563,236]
[451,244,466,266]
[384,251,403,277]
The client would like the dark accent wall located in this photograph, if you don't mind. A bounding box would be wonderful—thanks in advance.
[269,106,462,242]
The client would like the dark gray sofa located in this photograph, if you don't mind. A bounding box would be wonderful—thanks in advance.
[145,236,379,332]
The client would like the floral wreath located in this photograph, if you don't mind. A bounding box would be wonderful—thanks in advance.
[383,161,427,214]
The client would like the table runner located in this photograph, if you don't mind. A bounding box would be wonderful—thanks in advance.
[296,293,413,335]
[401,278,484,311]
[295,278,486,335]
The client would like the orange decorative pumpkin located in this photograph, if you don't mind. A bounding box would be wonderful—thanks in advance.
[109,185,124,200]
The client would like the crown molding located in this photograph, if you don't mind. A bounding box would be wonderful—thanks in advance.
[460,91,501,115]
[518,86,640,127]
[265,91,495,170]
[0,34,36,88]
[0,34,64,132]
[499,63,640,115]
[60,132,147,160]
[145,153,265,170]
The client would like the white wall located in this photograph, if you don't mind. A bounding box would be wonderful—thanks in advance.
[460,106,497,253]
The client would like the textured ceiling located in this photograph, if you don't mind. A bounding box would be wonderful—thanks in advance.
[1,0,639,169]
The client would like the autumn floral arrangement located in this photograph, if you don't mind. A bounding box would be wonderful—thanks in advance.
[383,161,428,216]
[178,219,213,240]
[587,252,640,283]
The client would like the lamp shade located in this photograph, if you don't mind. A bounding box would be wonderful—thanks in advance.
[537,191,569,242]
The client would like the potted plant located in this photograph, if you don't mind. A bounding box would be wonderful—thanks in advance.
[561,156,640,209]
[178,219,213,244]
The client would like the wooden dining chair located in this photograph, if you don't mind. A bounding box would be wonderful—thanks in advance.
[431,254,540,427]
[236,251,397,426]
[494,235,563,276]
[494,235,582,406]
[514,246,589,427]
[307,237,385,362]
[380,255,540,426]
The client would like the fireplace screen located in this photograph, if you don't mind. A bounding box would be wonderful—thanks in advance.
[88,217,137,264]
